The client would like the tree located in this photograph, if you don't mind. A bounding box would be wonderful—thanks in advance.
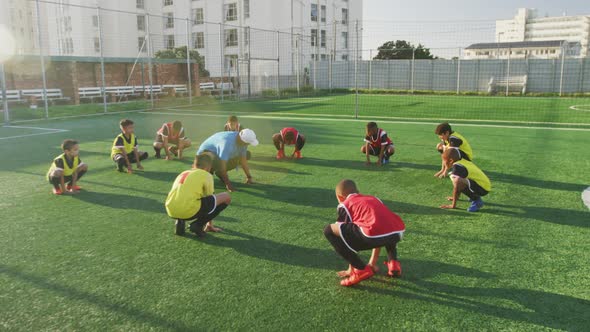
[155,46,210,77]
[373,40,437,60]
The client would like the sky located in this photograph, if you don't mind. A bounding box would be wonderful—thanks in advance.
[362,0,590,58]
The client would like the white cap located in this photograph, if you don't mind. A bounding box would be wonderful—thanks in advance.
[239,129,259,146]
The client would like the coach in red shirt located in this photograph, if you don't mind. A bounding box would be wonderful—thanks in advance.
[324,179,405,287]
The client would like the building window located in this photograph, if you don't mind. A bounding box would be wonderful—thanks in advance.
[321,5,326,23]
[311,4,318,22]
[165,35,175,49]
[92,15,98,28]
[244,28,249,46]
[136,0,144,9]
[192,8,204,25]
[320,30,326,47]
[224,3,237,22]
[244,0,250,18]
[138,37,146,52]
[164,13,174,29]
[225,54,238,68]
[311,29,317,47]
[342,8,348,25]
[341,54,348,61]
[321,54,327,60]
[137,15,145,31]
[94,37,100,52]
[192,32,205,49]
[341,31,348,49]
[225,29,238,47]
[163,0,173,6]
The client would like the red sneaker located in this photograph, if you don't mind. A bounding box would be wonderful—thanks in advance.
[52,188,63,195]
[294,151,302,159]
[384,260,402,278]
[276,150,285,160]
[66,185,82,191]
[340,265,374,287]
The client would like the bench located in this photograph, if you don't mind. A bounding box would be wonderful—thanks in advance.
[162,84,188,97]
[0,90,24,103]
[104,86,139,101]
[21,89,71,105]
[140,85,165,96]
[78,87,103,103]
[199,82,216,91]
[217,82,234,92]
[488,75,528,95]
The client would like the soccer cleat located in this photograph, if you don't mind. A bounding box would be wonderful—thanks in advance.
[174,219,186,236]
[66,184,81,191]
[384,260,402,278]
[276,150,285,160]
[294,151,302,159]
[340,265,374,287]
[381,158,390,165]
[52,188,63,195]
[189,222,206,238]
[467,198,484,212]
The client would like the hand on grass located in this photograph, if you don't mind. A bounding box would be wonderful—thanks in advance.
[447,196,454,201]
[245,177,254,185]
[226,183,236,192]
[137,164,144,170]
[127,166,133,174]
[377,160,383,167]
[365,161,371,166]
[440,204,456,209]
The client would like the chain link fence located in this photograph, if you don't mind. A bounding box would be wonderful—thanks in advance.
[1,0,589,124]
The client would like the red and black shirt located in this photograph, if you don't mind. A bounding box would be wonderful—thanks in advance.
[337,193,405,237]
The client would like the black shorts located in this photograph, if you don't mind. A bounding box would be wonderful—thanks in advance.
[466,179,489,197]
[48,175,73,184]
[339,222,403,253]
[367,144,394,156]
[113,152,147,163]
[184,195,217,221]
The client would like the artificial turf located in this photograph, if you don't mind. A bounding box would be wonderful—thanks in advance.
[1,97,589,331]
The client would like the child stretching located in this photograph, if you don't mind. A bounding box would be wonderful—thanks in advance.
[362,122,395,166]
[165,154,232,237]
[440,148,491,212]
[47,139,88,195]
[324,179,405,286]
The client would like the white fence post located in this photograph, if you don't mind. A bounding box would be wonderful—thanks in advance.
[35,0,49,118]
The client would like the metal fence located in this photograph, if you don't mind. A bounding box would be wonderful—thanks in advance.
[1,0,589,124]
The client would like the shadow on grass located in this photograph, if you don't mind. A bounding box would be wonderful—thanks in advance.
[194,229,342,271]
[71,191,164,213]
[482,202,589,228]
[0,264,193,331]
[358,259,590,331]
[133,171,180,182]
[247,162,311,175]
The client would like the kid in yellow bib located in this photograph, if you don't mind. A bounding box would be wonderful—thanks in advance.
[434,122,474,178]
[47,139,88,195]
[111,119,148,173]
[165,154,232,237]
[440,148,491,212]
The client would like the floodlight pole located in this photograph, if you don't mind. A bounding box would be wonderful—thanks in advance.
[354,19,359,119]
[97,6,107,113]
[185,18,193,104]
[219,23,224,103]
[146,14,155,109]
[506,47,511,97]
[277,30,281,97]
[35,0,49,119]
[559,41,566,96]
[411,47,415,93]
[456,48,461,95]
[1,63,9,125]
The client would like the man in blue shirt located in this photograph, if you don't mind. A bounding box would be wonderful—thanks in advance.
[196,129,259,192]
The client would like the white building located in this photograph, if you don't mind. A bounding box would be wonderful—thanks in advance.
[36,0,362,77]
[0,0,37,55]
[464,40,581,60]
[496,8,590,57]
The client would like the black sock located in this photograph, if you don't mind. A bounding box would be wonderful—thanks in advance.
[154,147,161,158]
[323,225,366,270]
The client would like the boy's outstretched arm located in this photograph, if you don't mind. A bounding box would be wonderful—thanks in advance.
[133,148,143,170]
[441,176,460,209]
[218,160,235,192]
[239,156,253,184]
[365,143,371,165]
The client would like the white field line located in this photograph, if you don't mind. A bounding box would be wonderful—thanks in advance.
[158,107,590,127]
[142,111,590,132]
[583,187,590,210]
[569,105,590,112]
[0,126,69,140]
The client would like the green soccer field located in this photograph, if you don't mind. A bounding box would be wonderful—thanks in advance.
[1,96,589,331]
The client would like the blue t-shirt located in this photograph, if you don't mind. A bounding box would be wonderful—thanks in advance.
[196,131,247,161]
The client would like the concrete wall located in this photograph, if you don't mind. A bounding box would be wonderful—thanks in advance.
[311,58,590,94]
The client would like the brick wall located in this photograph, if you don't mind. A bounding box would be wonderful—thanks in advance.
[4,58,200,103]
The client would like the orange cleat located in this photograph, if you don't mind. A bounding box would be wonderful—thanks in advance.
[276,150,285,160]
[340,265,374,287]
[67,185,82,191]
[384,260,402,278]
[52,188,63,195]
[294,150,302,159]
